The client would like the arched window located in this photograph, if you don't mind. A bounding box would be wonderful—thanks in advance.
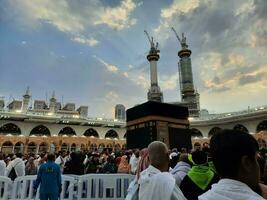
[27,142,37,154]
[58,127,76,136]
[258,138,267,149]
[233,124,249,133]
[1,141,13,154]
[39,142,49,153]
[14,142,24,153]
[98,143,105,152]
[256,120,267,133]
[0,123,21,135]
[90,143,97,152]
[81,144,86,151]
[123,133,127,139]
[71,143,76,152]
[30,125,51,136]
[191,128,203,137]
[208,127,222,137]
[105,130,119,139]
[84,128,99,137]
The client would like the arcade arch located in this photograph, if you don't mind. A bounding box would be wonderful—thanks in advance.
[208,127,222,137]
[14,141,24,153]
[1,141,13,154]
[30,125,51,136]
[105,129,119,139]
[84,128,99,138]
[191,128,203,137]
[59,127,76,136]
[256,120,267,133]
[39,142,49,152]
[27,142,37,154]
[71,143,76,152]
[0,123,21,135]
[258,138,267,149]
[233,124,249,133]
[90,143,97,152]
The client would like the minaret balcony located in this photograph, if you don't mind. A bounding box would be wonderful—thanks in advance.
[147,54,160,61]
[178,49,191,57]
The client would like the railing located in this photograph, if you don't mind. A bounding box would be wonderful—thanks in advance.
[0,174,135,200]
[191,105,267,122]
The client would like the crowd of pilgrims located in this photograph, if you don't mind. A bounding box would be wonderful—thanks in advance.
[0,148,143,176]
[0,129,267,199]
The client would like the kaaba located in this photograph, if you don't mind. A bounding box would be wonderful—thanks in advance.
[126,101,192,150]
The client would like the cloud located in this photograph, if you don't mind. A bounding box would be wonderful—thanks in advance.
[105,91,119,101]
[94,0,140,31]
[238,65,267,85]
[4,0,267,115]
[226,54,246,66]
[123,72,129,78]
[152,0,267,99]
[203,78,232,93]
[235,0,255,16]
[72,36,99,46]
[93,55,119,73]
[8,0,141,44]
[9,0,86,33]
[239,73,265,85]
[160,0,200,19]
[249,28,267,48]
[159,74,178,90]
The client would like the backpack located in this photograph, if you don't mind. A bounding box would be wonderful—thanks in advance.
[8,167,17,181]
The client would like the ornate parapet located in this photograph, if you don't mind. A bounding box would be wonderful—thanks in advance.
[0,135,126,154]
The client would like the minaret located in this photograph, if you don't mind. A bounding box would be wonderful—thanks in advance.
[144,30,163,102]
[49,91,56,113]
[172,28,200,117]
[22,87,31,112]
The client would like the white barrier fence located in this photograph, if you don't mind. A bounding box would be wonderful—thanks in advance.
[0,174,135,200]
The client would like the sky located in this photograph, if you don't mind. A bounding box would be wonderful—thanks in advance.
[0,0,267,118]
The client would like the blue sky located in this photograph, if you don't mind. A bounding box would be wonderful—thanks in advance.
[0,0,267,118]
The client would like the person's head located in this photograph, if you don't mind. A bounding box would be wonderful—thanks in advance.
[28,157,34,164]
[40,152,46,158]
[203,142,209,148]
[179,153,192,166]
[5,157,11,164]
[148,141,169,172]
[57,151,62,156]
[137,148,150,179]
[16,153,23,158]
[210,129,260,192]
[92,153,99,162]
[47,153,55,161]
[70,152,78,161]
[181,148,187,153]
[191,150,208,165]
[134,149,140,158]
[170,154,179,169]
